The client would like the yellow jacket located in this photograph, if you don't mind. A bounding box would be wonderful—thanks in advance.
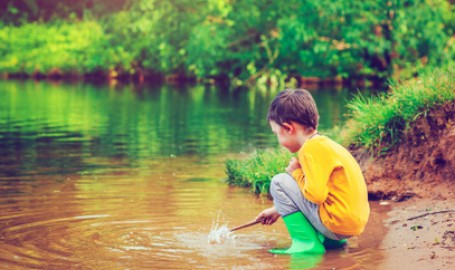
[291,136,370,235]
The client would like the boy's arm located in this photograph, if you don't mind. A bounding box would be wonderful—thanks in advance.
[289,167,307,198]
[286,157,301,174]
[287,158,305,188]
[300,142,338,205]
[291,168,304,184]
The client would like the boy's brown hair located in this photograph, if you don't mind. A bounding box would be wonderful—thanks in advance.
[267,89,319,130]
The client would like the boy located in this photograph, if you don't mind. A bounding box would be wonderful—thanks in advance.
[256,89,370,254]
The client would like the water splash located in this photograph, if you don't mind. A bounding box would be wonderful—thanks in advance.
[208,212,235,244]
[208,225,232,244]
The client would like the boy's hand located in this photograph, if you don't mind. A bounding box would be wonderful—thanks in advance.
[285,157,301,174]
[255,207,281,225]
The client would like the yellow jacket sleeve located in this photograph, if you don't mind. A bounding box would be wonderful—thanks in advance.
[291,168,304,187]
[300,141,339,204]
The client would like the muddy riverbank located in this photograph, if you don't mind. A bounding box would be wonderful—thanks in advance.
[354,101,455,269]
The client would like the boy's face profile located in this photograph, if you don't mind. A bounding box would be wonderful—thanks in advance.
[269,120,300,153]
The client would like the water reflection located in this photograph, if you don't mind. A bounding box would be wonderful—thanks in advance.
[0,80,385,269]
[0,80,357,161]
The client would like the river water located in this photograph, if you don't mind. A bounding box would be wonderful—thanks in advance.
[0,80,386,269]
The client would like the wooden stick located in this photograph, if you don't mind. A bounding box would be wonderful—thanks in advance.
[230,219,263,232]
[406,210,455,221]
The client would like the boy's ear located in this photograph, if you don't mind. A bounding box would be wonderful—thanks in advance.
[282,122,294,134]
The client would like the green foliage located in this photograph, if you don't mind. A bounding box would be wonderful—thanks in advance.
[0,0,134,24]
[185,0,453,82]
[0,21,133,75]
[345,67,455,154]
[276,1,383,78]
[226,149,293,195]
[0,0,453,82]
[391,0,454,79]
[102,0,210,74]
[187,0,287,81]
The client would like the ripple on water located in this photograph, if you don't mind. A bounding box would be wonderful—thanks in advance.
[0,196,388,269]
[0,211,177,268]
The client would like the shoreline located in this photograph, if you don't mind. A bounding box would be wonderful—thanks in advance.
[0,72,386,89]
[379,198,455,269]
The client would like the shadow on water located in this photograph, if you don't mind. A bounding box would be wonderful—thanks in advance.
[0,80,387,269]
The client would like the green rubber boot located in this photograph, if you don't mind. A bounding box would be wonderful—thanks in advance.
[323,238,347,249]
[269,212,325,254]
[317,232,347,250]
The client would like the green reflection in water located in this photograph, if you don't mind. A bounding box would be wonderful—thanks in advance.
[0,80,360,175]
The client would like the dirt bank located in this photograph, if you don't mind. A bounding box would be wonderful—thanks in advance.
[352,100,455,269]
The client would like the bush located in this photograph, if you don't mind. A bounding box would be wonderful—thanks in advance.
[0,21,133,75]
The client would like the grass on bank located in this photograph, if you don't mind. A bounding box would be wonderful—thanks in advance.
[226,149,293,195]
[226,68,455,195]
[344,68,455,154]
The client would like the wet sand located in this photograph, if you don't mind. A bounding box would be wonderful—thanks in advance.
[379,198,455,270]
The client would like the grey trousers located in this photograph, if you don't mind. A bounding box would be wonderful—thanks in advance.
[270,173,349,241]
